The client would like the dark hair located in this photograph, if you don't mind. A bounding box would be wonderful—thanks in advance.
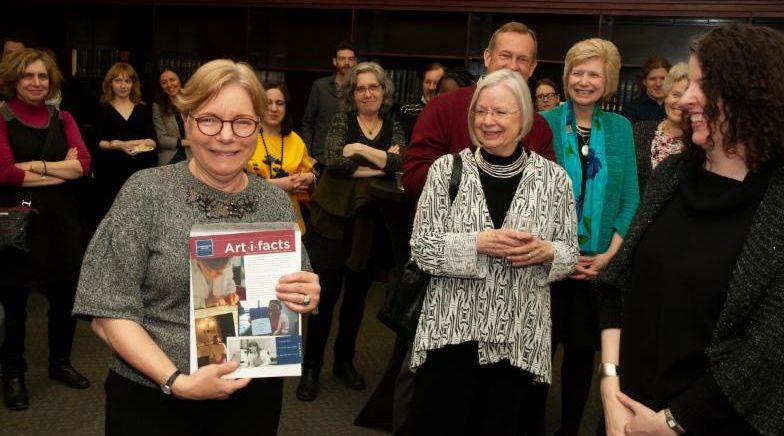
[436,68,476,90]
[262,80,294,136]
[683,24,784,171]
[154,67,182,116]
[534,77,559,96]
[639,54,671,87]
[334,40,355,58]
[423,62,446,76]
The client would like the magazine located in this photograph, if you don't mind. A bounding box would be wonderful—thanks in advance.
[189,222,303,378]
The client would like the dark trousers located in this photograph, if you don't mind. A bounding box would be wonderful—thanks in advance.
[0,282,77,377]
[105,371,283,436]
[551,278,599,436]
[304,264,373,368]
[402,342,547,436]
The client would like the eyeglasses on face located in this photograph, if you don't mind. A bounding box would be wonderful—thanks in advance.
[354,84,382,95]
[473,108,520,120]
[189,114,260,138]
[536,92,557,101]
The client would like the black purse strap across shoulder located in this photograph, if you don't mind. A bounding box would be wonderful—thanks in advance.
[377,151,464,340]
[448,152,462,204]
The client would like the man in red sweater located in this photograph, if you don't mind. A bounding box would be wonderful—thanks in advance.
[402,22,554,199]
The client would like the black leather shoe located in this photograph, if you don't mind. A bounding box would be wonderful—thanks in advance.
[296,368,320,401]
[48,362,90,389]
[333,359,366,390]
[2,377,29,410]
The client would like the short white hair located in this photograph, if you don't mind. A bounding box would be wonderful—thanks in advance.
[468,69,534,148]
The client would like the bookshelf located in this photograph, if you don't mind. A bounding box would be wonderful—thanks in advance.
[3,2,783,124]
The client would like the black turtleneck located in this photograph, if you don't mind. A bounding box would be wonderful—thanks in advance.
[476,144,525,229]
[620,159,769,435]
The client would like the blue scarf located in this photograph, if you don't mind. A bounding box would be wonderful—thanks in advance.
[560,102,608,253]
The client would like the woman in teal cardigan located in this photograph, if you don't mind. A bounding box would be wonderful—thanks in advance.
[541,38,639,436]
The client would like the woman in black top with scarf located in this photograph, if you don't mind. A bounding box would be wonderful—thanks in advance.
[597,24,784,436]
[297,62,405,401]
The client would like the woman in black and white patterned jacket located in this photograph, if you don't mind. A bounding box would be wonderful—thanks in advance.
[402,69,579,436]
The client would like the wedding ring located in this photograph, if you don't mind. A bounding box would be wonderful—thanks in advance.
[528,252,533,259]
[302,295,311,306]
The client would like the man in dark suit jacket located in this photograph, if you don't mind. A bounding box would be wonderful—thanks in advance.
[300,41,357,172]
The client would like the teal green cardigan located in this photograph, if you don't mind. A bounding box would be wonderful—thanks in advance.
[541,104,639,253]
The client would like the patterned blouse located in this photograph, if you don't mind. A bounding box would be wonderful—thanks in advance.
[650,123,685,170]
[410,149,579,383]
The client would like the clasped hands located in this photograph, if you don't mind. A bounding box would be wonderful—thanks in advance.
[275,172,316,194]
[569,252,613,280]
[602,378,678,436]
[477,228,554,266]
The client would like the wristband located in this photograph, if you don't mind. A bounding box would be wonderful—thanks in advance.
[161,369,182,395]
[597,362,619,378]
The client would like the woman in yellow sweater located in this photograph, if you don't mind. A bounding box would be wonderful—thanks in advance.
[247,81,316,232]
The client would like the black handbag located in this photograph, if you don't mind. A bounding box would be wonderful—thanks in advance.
[0,203,37,253]
[378,153,463,340]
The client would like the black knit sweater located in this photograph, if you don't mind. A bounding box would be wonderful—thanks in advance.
[596,154,784,436]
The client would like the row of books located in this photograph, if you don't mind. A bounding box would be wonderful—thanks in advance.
[386,69,422,105]
[71,48,130,80]
[601,79,642,114]
[156,57,203,83]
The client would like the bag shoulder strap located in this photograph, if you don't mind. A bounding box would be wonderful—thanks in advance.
[448,152,462,205]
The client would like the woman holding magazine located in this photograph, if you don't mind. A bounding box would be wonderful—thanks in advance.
[73,59,320,436]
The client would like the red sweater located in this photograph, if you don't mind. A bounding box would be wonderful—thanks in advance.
[402,85,554,199]
[0,98,91,186]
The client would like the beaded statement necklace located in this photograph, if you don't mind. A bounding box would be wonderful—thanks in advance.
[186,188,259,219]
[259,133,289,178]
[474,147,527,178]
[576,125,591,157]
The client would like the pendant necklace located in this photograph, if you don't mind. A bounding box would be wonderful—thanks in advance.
[357,115,380,137]
[576,125,591,157]
[260,132,287,178]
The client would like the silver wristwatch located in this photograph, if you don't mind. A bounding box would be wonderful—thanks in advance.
[664,408,686,434]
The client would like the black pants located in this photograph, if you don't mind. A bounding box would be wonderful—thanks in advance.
[105,371,283,436]
[402,342,547,436]
[551,278,599,436]
[0,282,77,377]
[303,264,373,368]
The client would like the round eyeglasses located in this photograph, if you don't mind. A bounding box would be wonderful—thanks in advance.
[189,114,260,138]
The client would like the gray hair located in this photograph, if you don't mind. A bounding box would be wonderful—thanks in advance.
[663,62,689,95]
[338,62,395,113]
[468,69,534,148]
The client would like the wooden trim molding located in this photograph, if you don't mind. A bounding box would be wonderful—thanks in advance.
[22,1,784,17]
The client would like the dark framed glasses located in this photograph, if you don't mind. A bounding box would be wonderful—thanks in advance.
[189,114,260,138]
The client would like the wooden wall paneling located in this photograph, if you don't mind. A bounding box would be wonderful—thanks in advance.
[606,16,746,66]
[353,10,468,57]
[247,8,352,70]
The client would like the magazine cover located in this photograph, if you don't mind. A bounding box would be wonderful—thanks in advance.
[189,222,302,378]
